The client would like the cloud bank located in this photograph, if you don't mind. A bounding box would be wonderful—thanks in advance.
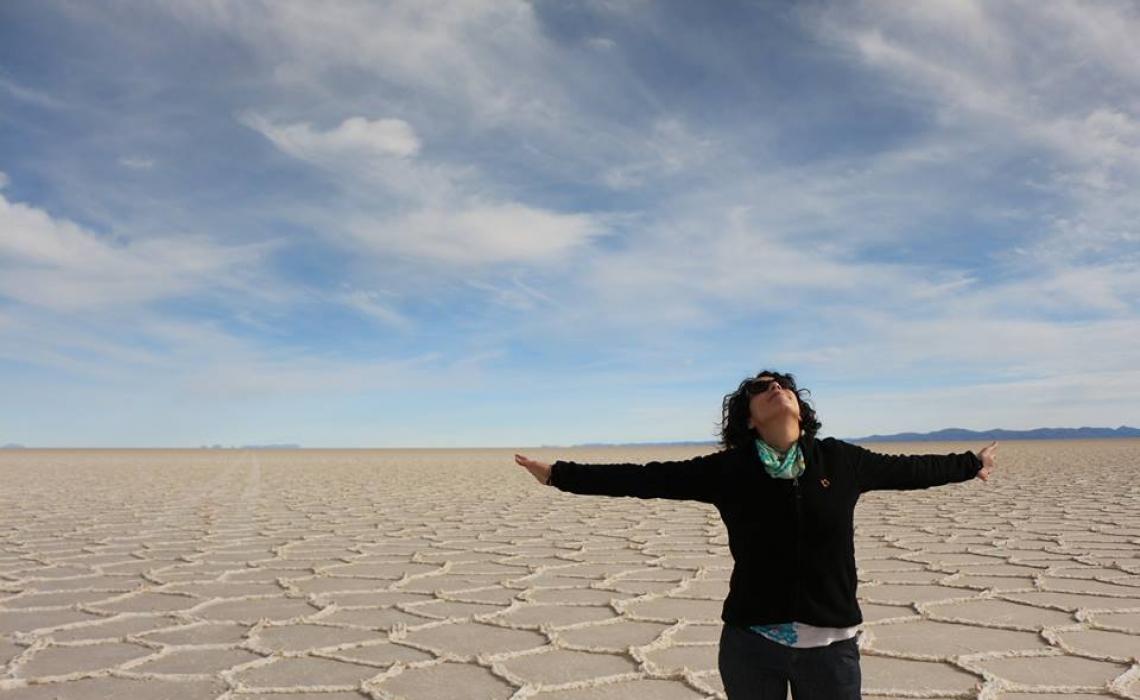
[0,1,1136,445]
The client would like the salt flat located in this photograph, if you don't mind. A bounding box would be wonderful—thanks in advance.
[1,440,1138,699]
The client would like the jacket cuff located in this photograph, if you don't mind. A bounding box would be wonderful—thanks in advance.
[548,461,566,488]
[968,451,984,477]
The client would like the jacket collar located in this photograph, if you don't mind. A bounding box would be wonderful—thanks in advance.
[798,432,815,452]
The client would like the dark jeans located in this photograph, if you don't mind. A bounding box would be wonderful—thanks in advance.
[718,623,862,699]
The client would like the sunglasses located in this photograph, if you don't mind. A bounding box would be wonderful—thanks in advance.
[745,377,792,395]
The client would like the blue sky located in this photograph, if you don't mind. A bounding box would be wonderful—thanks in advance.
[2,1,1138,447]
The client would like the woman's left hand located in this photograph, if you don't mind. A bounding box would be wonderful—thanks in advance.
[974,441,998,481]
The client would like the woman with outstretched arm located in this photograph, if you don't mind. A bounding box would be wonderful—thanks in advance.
[515,370,997,700]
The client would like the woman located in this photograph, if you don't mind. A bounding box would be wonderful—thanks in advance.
[515,370,997,699]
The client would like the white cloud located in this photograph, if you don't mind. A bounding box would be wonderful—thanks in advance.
[0,75,69,110]
[165,0,685,195]
[245,114,420,160]
[0,301,484,406]
[373,203,603,265]
[335,288,410,328]
[167,0,556,126]
[520,190,988,336]
[118,156,156,170]
[243,112,464,204]
[247,113,605,265]
[1040,2,1140,86]
[586,37,617,52]
[465,276,556,312]
[807,0,1140,261]
[601,117,716,190]
[0,191,274,312]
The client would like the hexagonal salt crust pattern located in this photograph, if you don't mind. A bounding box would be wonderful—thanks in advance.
[1,441,1138,699]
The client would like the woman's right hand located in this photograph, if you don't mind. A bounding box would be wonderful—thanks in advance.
[515,454,553,485]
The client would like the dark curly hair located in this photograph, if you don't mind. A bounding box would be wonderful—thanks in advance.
[719,370,821,450]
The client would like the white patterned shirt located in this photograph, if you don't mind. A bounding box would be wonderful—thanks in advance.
[748,621,861,648]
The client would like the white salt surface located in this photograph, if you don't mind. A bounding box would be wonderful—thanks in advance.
[0,440,1137,699]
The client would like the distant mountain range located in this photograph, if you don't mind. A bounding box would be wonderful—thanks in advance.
[849,426,1140,442]
[567,426,1140,447]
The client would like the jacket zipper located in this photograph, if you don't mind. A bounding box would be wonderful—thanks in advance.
[792,475,803,620]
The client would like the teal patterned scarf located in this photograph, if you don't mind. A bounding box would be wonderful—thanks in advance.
[755,439,805,479]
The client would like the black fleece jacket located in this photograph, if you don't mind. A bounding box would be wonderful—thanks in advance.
[549,435,982,629]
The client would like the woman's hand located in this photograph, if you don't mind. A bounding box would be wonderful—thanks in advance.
[515,454,553,485]
[974,441,998,481]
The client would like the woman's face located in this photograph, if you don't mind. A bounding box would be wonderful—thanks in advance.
[746,374,802,430]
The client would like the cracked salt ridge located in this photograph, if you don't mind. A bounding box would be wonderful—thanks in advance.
[0,446,1135,697]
